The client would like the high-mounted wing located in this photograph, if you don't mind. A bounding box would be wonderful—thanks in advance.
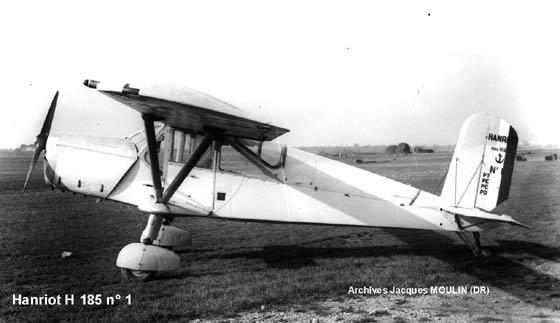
[83,79,289,141]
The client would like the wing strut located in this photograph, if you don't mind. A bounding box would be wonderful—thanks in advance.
[142,115,164,203]
[161,133,214,204]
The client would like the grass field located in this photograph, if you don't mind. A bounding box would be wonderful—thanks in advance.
[1,150,559,322]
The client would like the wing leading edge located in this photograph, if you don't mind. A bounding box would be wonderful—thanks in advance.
[83,79,289,141]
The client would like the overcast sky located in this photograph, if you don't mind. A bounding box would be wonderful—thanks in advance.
[1,0,559,148]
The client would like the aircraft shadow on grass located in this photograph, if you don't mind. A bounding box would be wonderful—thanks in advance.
[387,230,560,311]
[185,229,560,311]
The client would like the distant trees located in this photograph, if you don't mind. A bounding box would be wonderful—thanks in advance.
[397,143,411,155]
[16,144,35,152]
[413,146,434,153]
[385,142,411,155]
[385,145,397,155]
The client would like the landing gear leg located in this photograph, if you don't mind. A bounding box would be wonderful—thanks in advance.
[456,231,489,256]
[117,115,182,282]
[142,214,164,245]
[120,213,164,282]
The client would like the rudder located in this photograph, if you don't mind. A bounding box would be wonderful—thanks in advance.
[441,113,518,211]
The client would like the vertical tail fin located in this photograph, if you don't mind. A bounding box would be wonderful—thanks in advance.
[441,113,518,211]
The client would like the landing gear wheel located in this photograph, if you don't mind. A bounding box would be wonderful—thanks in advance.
[120,268,156,282]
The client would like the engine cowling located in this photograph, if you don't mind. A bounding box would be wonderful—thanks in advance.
[44,134,138,198]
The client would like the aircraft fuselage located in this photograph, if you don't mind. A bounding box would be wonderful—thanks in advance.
[43,130,468,232]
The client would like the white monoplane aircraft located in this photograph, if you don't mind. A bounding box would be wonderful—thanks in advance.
[22,80,527,281]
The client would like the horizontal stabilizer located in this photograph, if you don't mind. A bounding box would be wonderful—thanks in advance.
[443,206,530,230]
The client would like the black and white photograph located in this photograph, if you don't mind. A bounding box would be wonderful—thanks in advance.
[1,1,559,322]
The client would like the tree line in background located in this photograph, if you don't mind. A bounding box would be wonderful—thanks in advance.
[0,144,35,152]
[385,143,411,155]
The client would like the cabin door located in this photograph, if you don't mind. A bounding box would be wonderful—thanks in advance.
[162,128,216,212]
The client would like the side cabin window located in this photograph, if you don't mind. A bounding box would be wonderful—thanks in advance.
[169,129,213,169]
[218,140,287,180]
[248,141,286,168]
[219,144,268,179]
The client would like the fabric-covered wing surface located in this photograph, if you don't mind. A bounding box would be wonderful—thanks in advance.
[84,79,289,141]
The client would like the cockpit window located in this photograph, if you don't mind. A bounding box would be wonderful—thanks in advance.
[219,144,267,178]
[247,141,287,168]
[259,142,285,167]
[126,122,165,150]
[219,140,286,180]
[137,124,165,167]
[171,131,189,163]
[195,141,213,169]
[170,129,213,169]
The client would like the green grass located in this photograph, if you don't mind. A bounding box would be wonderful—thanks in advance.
[1,150,559,321]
